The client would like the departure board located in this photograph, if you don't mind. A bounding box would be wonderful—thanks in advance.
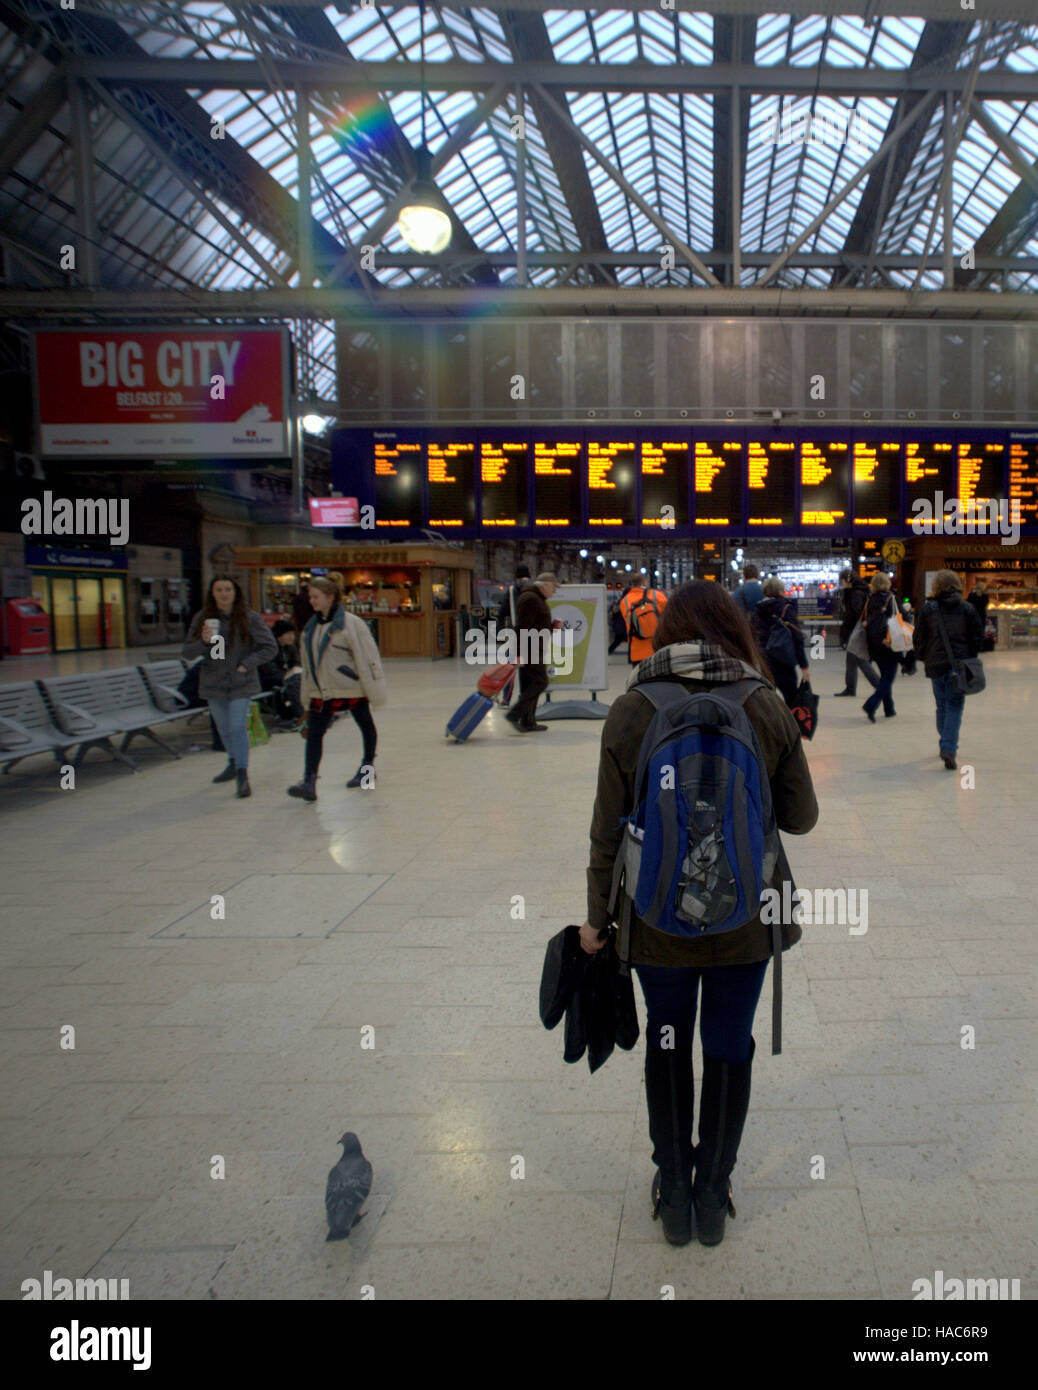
[480,435,529,529]
[800,437,850,529]
[532,432,584,529]
[1009,433,1038,530]
[372,430,424,529]
[587,436,637,528]
[956,438,1005,525]
[853,436,901,529]
[747,438,796,529]
[426,436,476,529]
[640,434,690,532]
[904,436,954,528]
[693,435,742,527]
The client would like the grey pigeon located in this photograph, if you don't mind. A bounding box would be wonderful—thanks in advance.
[325,1132,373,1241]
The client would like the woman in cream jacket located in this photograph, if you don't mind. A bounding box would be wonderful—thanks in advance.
[286,572,388,801]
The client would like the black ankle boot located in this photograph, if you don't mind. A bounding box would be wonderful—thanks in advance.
[212,761,235,783]
[645,1046,694,1246]
[693,1039,755,1248]
[347,761,375,788]
[235,769,251,798]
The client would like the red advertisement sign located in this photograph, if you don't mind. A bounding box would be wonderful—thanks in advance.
[309,497,359,526]
[33,327,290,458]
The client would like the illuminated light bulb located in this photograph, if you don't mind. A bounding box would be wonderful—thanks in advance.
[301,414,327,434]
[398,147,452,254]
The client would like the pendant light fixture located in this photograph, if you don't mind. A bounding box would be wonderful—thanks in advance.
[397,0,452,255]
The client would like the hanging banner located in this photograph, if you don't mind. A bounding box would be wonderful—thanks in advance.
[33,327,290,459]
[546,584,609,691]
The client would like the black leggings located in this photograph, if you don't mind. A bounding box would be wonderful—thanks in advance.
[304,699,377,779]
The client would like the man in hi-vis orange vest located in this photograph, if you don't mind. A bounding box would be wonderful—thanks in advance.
[619,585,667,665]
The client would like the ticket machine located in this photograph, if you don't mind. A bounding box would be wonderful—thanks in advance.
[4,597,51,654]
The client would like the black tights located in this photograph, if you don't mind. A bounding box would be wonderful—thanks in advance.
[304,699,377,779]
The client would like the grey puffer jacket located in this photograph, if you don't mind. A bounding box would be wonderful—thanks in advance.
[182,609,278,700]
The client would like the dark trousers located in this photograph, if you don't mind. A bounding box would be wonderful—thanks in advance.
[304,699,377,779]
[844,650,879,694]
[510,664,548,727]
[635,960,768,1064]
[864,654,899,717]
[772,660,799,709]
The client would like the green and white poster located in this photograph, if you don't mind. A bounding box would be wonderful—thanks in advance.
[546,585,608,691]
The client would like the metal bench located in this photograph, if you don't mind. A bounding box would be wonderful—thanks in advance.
[38,673,142,771]
[98,667,198,758]
[0,681,73,773]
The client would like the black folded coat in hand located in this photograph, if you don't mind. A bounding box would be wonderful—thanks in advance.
[539,924,639,1073]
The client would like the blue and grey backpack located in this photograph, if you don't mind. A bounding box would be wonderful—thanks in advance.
[607,677,796,1053]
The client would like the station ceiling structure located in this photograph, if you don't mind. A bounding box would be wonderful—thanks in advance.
[1,2,1037,399]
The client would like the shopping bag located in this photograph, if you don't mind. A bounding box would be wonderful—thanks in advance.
[790,680,819,741]
[246,701,270,747]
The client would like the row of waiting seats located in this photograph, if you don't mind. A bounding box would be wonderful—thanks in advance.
[0,661,199,775]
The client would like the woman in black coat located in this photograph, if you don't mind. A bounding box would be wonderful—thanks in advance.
[912,570,983,770]
[750,578,809,709]
[861,572,899,722]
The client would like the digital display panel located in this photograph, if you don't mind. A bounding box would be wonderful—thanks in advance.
[956,438,1006,525]
[1009,433,1038,530]
[426,435,476,529]
[480,435,528,530]
[372,430,423,529]
[693,435,742,528]
[640,434,690,532]
[587,436,637,528]
[747,437,796,529]
[904,435,954,528]
[852,435,901,529]
[532,432,584,529]
[800,436,850,529]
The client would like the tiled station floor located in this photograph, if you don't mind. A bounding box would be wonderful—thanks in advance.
[1,647,1036,1300]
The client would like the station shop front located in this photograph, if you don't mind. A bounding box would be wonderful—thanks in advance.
[232,544,475,658]
[25,546,128,653]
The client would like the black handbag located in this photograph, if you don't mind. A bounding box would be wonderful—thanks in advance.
[934,604,986,696]
[791,678,819,740]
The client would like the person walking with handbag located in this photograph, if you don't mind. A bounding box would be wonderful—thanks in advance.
[182,576,278,798]
[505,572,558,733]
[912,570,984,770]
[750,578,809,709]
[287,572,388,801]
[834,568,879,697]
[861,572,900,723]
[579,581,818,1247]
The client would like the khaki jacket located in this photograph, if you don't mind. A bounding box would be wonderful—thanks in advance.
[300,607,388,708]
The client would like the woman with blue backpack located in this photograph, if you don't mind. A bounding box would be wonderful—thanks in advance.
[580,581,818,1248]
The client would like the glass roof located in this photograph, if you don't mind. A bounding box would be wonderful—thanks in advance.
[0,2,1035,313]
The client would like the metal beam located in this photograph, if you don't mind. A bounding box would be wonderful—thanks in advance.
[757,91,940,289]
[64,57,1038,101]
[832,20,970,289]
[533,83,721,288]
[0,71,66,184]
[68,78,99,288]
[712,16,755,285]
[290,250,1038,272]
[3,286,1035,319]
[969,100,1038,200]
[499,9,611,283]
[296,84,314,289]
[44,1,1038,19]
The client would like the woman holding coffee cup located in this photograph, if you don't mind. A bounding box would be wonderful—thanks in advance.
[183,576,277,798]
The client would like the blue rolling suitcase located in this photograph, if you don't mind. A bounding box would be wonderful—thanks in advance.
[446,692,493,742]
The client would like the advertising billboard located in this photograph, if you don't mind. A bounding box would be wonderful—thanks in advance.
[33,327,290,459]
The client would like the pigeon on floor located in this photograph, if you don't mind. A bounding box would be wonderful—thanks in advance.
[325,1131,373,1241]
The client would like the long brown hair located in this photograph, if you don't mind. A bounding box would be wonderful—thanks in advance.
[201,575,250,643]
[654,580,772,681]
